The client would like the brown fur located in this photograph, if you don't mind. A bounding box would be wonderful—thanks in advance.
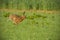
[9,14,26,24]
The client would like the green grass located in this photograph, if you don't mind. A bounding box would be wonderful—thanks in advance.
[0,0,60,10]
[0,11,60,40]
[0,0,60,40]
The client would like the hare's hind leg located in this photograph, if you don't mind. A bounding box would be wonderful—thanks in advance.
[12,21,17,25]
[13,20,20,25]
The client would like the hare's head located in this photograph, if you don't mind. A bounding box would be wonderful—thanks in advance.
[21,15,26,20]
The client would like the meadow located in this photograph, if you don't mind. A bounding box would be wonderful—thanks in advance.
[0,10,60,40]
[0,0,60,10]
[0,0,60,40]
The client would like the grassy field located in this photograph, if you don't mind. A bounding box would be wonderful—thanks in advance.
[0,0,60,40]
[0,0,60,10]
[0,10,60,40]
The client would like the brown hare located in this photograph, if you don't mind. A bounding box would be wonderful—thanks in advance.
[9,14,26,24]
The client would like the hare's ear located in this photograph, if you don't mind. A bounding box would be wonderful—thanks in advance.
[23,11,25,16]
